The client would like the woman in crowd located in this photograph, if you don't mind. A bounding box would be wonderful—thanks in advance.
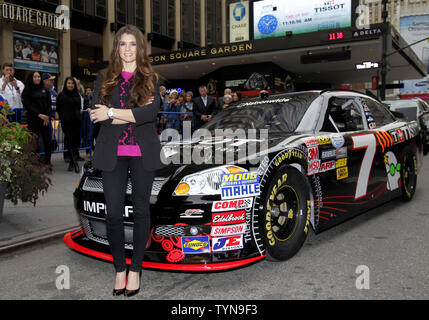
[181,91,194,132]
[56,77,82,172]
[222,94,232,109]
[22,71,52,165]
[232,91,242,102]
[88,24,162,297]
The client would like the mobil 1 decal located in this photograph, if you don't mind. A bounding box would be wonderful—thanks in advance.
[221,171,260,199]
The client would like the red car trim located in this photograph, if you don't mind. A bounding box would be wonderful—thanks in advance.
[64,230,266,271]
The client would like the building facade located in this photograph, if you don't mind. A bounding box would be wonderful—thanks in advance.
[0,0,427,98]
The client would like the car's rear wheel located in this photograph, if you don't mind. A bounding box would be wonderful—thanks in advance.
[400,145,417,201]
[262,165,311,261]
[422,127,428,155]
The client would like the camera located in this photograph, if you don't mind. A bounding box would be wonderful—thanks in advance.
[9,75,15,82]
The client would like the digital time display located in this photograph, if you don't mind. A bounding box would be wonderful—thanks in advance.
[329,32,344,40]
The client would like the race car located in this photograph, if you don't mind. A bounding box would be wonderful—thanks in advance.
[64,89,423,271]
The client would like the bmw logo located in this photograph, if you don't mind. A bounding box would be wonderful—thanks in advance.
[233,3,246,21]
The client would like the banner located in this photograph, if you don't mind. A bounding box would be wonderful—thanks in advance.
[399,15,429,94]
[13,31,59,73]
[253,0,352,40]
[229,1,249,43]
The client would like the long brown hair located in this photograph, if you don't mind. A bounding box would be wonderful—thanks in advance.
[99,25,157,107]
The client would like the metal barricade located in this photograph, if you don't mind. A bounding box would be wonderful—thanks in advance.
[7,109,196,157]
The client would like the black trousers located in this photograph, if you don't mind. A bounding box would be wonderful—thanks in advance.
[102,156,154,273]
[62,121,81,161]
[27,116,52,164]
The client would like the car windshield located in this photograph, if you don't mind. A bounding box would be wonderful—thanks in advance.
[202,93,318,133]
[384,100,419,110]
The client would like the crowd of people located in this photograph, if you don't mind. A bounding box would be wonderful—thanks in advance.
[0,62,94,172]
[160,85,243,133]
[1,62,267,171]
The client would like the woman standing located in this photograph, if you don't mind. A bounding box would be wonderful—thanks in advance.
[89,25,162,297]
[22,71,52,165]
[56,77,82,172]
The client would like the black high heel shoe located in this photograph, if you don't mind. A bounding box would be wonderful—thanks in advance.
[124,271,141,297]
[112,271,127,296]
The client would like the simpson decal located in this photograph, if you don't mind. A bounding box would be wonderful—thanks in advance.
[211,223,247,237]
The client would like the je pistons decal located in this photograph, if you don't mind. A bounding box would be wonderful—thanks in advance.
[212,210,246,225]
[181,236,210,254]
[212,235,244,252]
[212,197,253,212]
[221,172,260,199]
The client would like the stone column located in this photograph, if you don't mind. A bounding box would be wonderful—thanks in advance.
[0,23,14,69]
[59,0,72,89]
[200,0,206,47]
[102,0,116,61]
[145,0,152,54]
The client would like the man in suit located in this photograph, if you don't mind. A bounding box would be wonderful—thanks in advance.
[193,85,218,129]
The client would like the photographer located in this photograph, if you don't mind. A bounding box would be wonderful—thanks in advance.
[0,63,24,110]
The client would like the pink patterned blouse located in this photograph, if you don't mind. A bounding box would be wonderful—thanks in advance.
[117,71,142,157]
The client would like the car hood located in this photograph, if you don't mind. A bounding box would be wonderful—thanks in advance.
[86,132,306,180]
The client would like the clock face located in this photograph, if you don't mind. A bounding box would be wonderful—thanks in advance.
[257,14,278,35]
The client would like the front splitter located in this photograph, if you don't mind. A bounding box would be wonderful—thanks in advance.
[64,229,266,272]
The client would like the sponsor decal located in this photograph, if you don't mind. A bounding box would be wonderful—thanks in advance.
[321,147,347,161]
[274,148,304,167]
[212,210,246,225]
[83,201,132,217]
[321,149,336,160]
[212,197,253,212]
[335,157,347,168]
[212,235,244,252]
[211,223,247,237]
[384,151,400,191]
[307,159,321,175]
[369,122,377,129]
[317,136,331,145]
[180,209,204,218]
[320,160,336,172]
[330,134,345,148]
[396,128,405,142]
[305,137,318,147]
[221,183,260,199]
[221,171,259,186]
[336,166,348,180]
[181,236,210,254]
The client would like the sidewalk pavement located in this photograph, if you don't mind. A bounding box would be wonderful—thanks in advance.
[0,152,86,253]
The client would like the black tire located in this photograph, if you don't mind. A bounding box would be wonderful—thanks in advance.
[400,145,418,201]
[262,165,311,261]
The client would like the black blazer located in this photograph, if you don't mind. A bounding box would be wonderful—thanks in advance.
[91,72,164,172]
[56,92,81,125]
[192,95,218,129]
[22,86,52,119]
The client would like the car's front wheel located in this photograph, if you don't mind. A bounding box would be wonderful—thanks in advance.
[400,145,417,201]
[262,165,311,261]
